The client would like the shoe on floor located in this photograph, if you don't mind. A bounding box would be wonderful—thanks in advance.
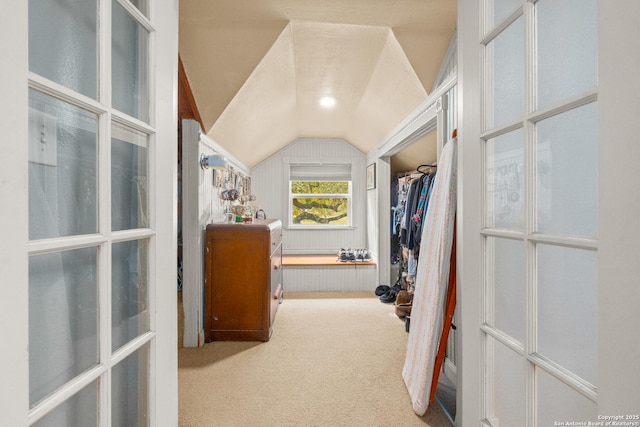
[375,284,390,296]
[379,289,397,303]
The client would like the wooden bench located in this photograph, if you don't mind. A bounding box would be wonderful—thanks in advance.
[282,254,376,267]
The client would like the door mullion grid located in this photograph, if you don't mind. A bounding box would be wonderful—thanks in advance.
[98,111,112,427]
[146,3,159,418]
[480,0,494,135]
[523,1,537,426]
[26,365,107,425]
[479,2,494,424]
[480,178,492,422]
[148,139,158,427]
[115,0,154,33]
[527,352,598,402]
[480,2,532,426]
[99,0,112,424]
[28,74,107,117]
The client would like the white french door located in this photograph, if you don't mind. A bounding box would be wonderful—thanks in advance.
[483,0,599,424]
[459,0,600,425]
[0,1,177,425]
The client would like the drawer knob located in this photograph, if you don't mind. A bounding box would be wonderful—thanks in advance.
[273,284,283,300]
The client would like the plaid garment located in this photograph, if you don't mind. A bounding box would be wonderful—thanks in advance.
[411,173,434,227]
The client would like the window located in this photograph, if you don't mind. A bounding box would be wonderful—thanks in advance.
[288,164,352,227]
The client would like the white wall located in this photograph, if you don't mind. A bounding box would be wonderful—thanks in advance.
[181,119,250,347]
[252,138,368,254]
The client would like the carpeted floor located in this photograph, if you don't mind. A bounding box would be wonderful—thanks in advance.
[178,292,455,427]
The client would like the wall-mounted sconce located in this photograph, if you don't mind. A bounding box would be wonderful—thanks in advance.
[200,154,227,170]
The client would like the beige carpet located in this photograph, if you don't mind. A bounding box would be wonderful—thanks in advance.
[178,292,454,427]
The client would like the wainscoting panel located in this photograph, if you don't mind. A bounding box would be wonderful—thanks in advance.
[283,265,378,292]
[181,119,250,347]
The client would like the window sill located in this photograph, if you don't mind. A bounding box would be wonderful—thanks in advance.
[285,225,356,231]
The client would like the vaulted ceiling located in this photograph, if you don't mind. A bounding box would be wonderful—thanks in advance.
[179,0,456,168]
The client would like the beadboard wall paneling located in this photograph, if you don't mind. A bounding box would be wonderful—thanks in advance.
[181,119,250,347]
[283,265,377,292]
[252,138,368,254]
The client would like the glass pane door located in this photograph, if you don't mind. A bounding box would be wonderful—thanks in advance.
[27,0,157,425]
[480,1,598,425]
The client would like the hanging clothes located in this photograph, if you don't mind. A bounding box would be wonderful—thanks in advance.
[411,172,436,258]
[391,176,410,264]
[398,177,420,247]
[402,138,458,416]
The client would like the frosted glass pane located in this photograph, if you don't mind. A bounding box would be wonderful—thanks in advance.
[486,16,524,129]
[112,0,150,122]
[537,368,597,426]
[112,345,149,427]
[29,248,98,406]
[29,0,98,98]
[537,0,597,108]
[486,335,526,427]
[537,244,597,384]
[486,129,524,230]
[487,237,525,342]
[29,90,98,240]
[129,0,149,18]
[536,103,598,238]
[112,124,149,231]
[493,0,522,27]
[32,380,98,427]
[112,239,149,351]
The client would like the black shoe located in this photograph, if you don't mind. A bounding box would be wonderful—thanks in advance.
[379,289,397,303]
[375,284,390,296]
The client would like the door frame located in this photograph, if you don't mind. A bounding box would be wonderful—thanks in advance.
[0,2,30,425]
[371,73,456,288]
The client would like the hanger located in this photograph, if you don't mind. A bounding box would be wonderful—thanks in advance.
[416,163,437,175]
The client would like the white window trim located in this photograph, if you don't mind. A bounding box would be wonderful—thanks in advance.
[284,160,355,230]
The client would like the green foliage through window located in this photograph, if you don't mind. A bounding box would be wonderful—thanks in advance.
[291,181,349,194]
[290,181,350,225]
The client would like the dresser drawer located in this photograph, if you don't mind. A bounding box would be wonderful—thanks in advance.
[270,227,282,257]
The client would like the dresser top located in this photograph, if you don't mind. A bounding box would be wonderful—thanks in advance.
[207,219,282,231]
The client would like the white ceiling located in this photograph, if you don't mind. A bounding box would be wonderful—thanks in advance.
[179,0,457,168]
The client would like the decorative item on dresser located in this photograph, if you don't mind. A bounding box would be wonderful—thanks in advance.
[204,219,283,342]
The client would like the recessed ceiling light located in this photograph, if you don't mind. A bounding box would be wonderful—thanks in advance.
[319,96,336,108]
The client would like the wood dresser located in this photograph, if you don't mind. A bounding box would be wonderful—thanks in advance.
[204,219,283,342]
